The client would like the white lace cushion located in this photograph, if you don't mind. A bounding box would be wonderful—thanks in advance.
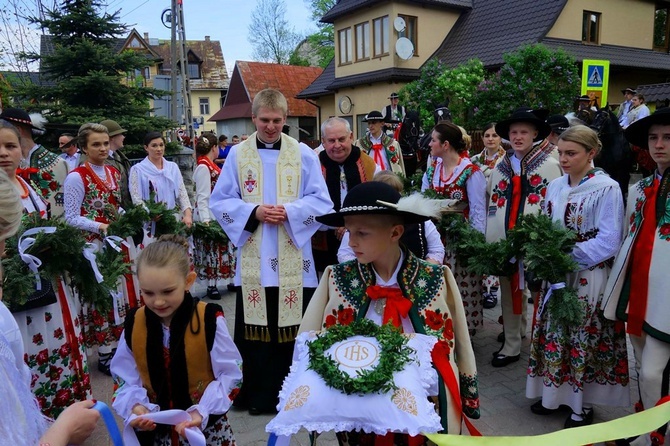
[266,331,442,436]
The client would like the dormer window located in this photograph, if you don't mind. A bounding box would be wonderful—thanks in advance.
[188,62,200,79]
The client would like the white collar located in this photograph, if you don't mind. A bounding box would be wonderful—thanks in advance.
[372,250,405,287]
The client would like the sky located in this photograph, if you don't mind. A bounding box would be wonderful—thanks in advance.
[110,0,317,74]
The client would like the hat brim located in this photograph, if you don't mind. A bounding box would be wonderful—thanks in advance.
[625,112,670,148]
[108,128,127,137]
[1,116,41,130]
[495,117,551,141]
[316,208,430,228]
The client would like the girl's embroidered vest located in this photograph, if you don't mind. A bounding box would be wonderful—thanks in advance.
[72,165,121,238]
[427,160,479,220]
[197,157,220,192]
[128,301,216,406]
[486,143,562,243]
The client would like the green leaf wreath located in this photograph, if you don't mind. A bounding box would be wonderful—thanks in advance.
[1,213,129,313]
[307,319,414,395]
[144,194,187,238]
[506,214,584,327]
[106,203,149,240]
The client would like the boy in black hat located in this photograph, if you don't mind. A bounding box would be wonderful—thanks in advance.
[355,110,405,175]
[0,108,69,217]
[486,107,563,367]
[300,181,479,442]
[604,107,670,446]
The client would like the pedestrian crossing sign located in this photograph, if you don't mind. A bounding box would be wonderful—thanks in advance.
[581,59,610,105]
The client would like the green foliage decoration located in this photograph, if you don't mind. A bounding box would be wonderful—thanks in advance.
[506,213,584,327]
[187,222,230,245]
[144,193,187,238]
[1,213,127,313]
[307,319,413,395]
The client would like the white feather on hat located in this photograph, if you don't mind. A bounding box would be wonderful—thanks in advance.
[29,113,47,136]
[378,193,463,220]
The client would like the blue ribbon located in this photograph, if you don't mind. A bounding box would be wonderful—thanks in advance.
[92,400,124,446]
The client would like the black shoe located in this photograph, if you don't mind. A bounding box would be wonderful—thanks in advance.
[497,331,505,342]
[530,400,558,415]
[207,286,221,300]
[98,350,114,376]
[491,353,520,367]
[483,293,498,309]
[227,283,236,292]
[564,408,594,429]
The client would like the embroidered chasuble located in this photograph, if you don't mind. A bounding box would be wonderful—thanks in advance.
[238,134,304,342]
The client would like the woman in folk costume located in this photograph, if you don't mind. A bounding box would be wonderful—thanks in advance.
[471,123,506,310]
[129,131,193,228]
[421,122,487,335]
[338,170,445,264]
[193,133,235,300]
[603,108,670,446]
[64,123,140,376]
[0,119,91,417]
[209,89,333,415]
[300,182,479,444]
[0,168,101,446]
[111,235,242,446]
[527,125,629,428]
[471,122,506,178]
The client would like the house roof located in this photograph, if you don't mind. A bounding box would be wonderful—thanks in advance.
[0,71,55,88]
[39,32,229,90]
[296,59,335,98]
[321,0,472,23]
[433,0,567,68]
[636,82,670,102]
[151,38,229,90]
[209,62,323,121]
[541,38,670,71]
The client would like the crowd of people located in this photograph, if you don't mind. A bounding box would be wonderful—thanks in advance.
[0,85,668,445]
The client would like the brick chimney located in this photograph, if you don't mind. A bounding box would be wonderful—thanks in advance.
[205,36,210,41]
[144,32,149,40]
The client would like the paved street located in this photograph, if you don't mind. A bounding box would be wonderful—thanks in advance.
[84,284,636,445]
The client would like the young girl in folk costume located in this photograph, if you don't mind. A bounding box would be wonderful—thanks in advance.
[63,123,140,375]
[193,133,235,300]
[0,120,91,417]
[111,235,242,446]
[129,132,193,229]
[421,122,487,335]
[470,123,506,309]
[301,182,479,444]
[338,171,445,264]
[527,125,629,428]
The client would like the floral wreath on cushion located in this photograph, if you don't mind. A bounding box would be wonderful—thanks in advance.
[307,319,414,395]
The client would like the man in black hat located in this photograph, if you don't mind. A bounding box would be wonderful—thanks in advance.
[300,181,479,440]
[381,92,406,123]
[617,87,636,127]
[0,108,69,217]
[576,95,596,125]
[546,114,570,147]
[604,107,670,446]
[486,107,563,367]
[312,117,379,272]
[355,110,405,175]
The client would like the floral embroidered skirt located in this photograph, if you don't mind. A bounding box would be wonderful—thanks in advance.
[193,236,236,281]
[444,249,483,334]
[16,277,92,418]
[527,265,630,412]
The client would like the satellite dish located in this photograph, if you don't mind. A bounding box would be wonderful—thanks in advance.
[393,17,406,33]
[395,37,414,60]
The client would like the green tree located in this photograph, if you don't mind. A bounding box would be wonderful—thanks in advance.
[472,44,580,127]
[398,58,485,128]
[17,0,173,139]
[302,0,336,68]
